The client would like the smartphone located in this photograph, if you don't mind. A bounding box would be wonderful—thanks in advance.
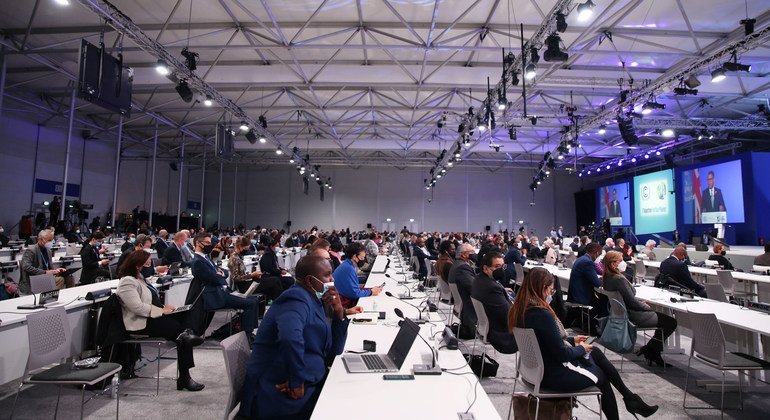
[584,336,597,345]
[383,374,415,380]
[379,282,386,288]
[352,318,373,323]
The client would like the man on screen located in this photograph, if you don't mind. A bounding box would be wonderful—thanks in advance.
[609,188,622,218]
[701,171,726,213]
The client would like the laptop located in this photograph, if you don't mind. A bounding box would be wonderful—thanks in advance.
[231,281,259,298]
[342,318,420,373]
[59,267,81,277]
[166,283,204,315]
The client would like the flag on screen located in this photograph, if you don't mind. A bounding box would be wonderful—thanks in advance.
[603,186,611,219]
[692,169,702,223]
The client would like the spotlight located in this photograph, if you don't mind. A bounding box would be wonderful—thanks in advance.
[276,148,283,155]
[596,167,601,172]
[587,170,591,175]
[557,154,564,160]
[543,33,568,62]
[631,157,637,163]
[239,121,249,132]
[530,116,538,125]
[598,124,606,134]
[244,129,257,144]
[54,0,70,5]
[525,63,537,80]
[655,150,661,156]
[477,115,487,132]
[258,115,268,129]
[510,72,520,86]
[579,172,583,177]
[577,0,596,22]
[508,126,517,140]
[741,18,756,36]
[723,61,751,72]
[497,96,507,111]
[606,164,611,170]
[181,48,199,71]
[454,150,461,158]
[661,128,675,137]
[175,80,194,102]
[289,158,295,163]
[617,116,638,146]
[673,87,698,96]
[617,160,623,167]
[530,46,540,65]
[447,161,453,167]
[642,101,665,114]
[711,67,726,83]
[310,173,315,178]
[644,153,650,159]
[437,174,442,179]
[203,95,213,107]
[155,59,170,76]
[426,186,431,190]
[555,12,568,33]
[259,135,267,144]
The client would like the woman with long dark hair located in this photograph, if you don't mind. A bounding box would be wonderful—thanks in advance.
[508,267,657,420]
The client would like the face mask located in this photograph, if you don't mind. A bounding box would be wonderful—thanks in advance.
[310,276,333,300]
[492,267,505,281]
[275,246,282,253]
[202,244,214,254]
[75,230,80,234]
[618,261,627,273]
[250,239,257,245]
[357,258,366,269]
[546,294,553,304]
[129,237,136,243]
[95,241,101,247]
[44,241,54,249]
[468,253,478,263]
[516,242,522,249]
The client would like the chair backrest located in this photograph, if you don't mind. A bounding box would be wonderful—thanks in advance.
[25,306,72,372]
[410,256,419,272]
[687,311,726,367]
[427,260,436,278]
[109,263,119,279]
[704,283,729,303]
[221,331,251,420]
[512,328,545,395]
[29,273,57,294]
[565,255,577,269]
[715,270,735,294]
[634,260,647,281]
[437,276,452,301]
[514,263,525,283]
[598,289,627,318]
[448,283,463,315]
[470,297,489,343]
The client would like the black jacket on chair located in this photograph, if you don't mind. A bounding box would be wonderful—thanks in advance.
[259,248,283,277]
[470,272,517,354]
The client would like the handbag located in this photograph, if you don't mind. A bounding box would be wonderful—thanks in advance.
[596,298,637,354]
[511,393,572,420]
[463,353,499,378]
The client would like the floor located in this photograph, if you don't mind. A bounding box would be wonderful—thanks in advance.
[2,310,770,420]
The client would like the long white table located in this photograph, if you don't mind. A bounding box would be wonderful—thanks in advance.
[312,255,501,420]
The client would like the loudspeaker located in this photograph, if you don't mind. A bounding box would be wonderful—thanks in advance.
[366,223,372,229]
[215,123,234,160]
[485,225,491,231]
[286,220,292,227]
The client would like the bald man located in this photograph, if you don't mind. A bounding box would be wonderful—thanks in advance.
[163,231,193,267]
[659,247,706,297]
[154,229,170,255]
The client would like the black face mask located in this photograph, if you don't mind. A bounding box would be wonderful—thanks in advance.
[357,258,366,269]
[202,244,215,254]
[468,253,478,263]
[492,267,505,281]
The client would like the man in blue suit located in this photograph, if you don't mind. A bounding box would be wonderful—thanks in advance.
[240,255,351,419]
[566,242,604,330]
[190,232,258,337]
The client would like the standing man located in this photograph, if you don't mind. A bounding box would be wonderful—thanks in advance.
[609,188,622,217]
[701,170,726,212]
[49,196,61,227]
[19,229,72,294]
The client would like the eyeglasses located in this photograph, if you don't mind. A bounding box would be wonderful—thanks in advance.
[547,286,556,295]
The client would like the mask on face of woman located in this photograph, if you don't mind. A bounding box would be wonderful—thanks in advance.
[618,260,627,273]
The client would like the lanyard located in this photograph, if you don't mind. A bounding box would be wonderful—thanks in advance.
[40,248,49,270]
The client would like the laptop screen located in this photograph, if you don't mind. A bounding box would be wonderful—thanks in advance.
[386,318,420,369]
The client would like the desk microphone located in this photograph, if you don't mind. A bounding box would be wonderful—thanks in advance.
[670,297,698,303]
[393,309,442,375]
[18,293,44,310]
[386,292,427,323]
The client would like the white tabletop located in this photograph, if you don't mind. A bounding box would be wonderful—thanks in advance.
[643,260,770,284]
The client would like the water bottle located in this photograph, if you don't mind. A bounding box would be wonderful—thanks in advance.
[111,374,119,399]
[372,300,378,312]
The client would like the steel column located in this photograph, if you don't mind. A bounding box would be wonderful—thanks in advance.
[110,116,123,228]
[217,160,223,228]
[199,149,206,228]
[148,120,158,227]
[59,88,76,221]
[232,164,238,228]
[176,136,184,231]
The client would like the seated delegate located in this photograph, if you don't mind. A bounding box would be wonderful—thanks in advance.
[228,236,283,301]
[470,251,517,354]
[448,243,477,338]
[79,231,111,284]
[19,229,73,294]
[708,243,734,270]
[239,255,356,419]
[508,267,658,420]
[116,249,205,391]
[659,247,707,297]
[755,243,770,266]
[260,238,295,290]
[602,251,677,367]
[566,242,605,328]
[332,242,382,308]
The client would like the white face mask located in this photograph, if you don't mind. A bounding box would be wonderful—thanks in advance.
[44,240,54,249]
[546,294,553,304]
[618,261,627,273]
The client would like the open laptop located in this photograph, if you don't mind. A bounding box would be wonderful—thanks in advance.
[342,318,420,373]
[59,267,81,277]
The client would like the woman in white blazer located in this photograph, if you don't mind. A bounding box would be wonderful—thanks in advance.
[116,250,205,391]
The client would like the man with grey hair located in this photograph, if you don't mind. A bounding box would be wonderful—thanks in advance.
[154,229,170,256]
[447,243,477,338]
[163,231,194,267]
[603,237,615,253]
[19,229,71,294]
[642,240,657,260]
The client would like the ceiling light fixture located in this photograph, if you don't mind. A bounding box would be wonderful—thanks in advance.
[524,63,537,80]
[598,124,606,134]
[258,135,267,144]
[239,121,249,132]
[543,33,568,62]
[175,80,194,102]
[661,128,675,137]
[275,148,283,155]
[54,0,70,6]
[203,95,213,107]
[711,67,726,83]
[155,59,170,75]
[577,0,596,22]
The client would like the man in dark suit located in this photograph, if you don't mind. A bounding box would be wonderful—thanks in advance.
[609,188,622,218]
[448,243,477,338]
[260,238,294,290]
[701,170,726,213]
[569,237,580,252]
[503,236,526,285]
[470,251,517,354]
[755,243,770,266]
[412,236,435,278]
[163,231,193,267]
[79,232,110,284]
[191,232,258,337]
[121,233,136,253]
[154,229,169,256]
[19,229,69,294]
[660,247,707,297]
[567,243,603,306]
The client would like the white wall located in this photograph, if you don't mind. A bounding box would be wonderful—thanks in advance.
[1,114,587,236]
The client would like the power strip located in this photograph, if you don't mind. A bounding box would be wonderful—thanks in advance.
[457,413,475,420]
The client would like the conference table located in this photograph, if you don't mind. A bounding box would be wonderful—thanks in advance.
[641,259,770,301]
[312,254,502,420]
[0,274,192,386]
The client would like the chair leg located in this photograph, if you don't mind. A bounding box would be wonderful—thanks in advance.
[155,343,162,397]
[54,385,62,420]
[720,371,725,419]
[9,382,23,420]
[738,370,744,411]
[534,397,541,420]
[80,384,86,420]
[683,355,692,408]
[116,376,120,420]
[479,347,486,379]
[598,394,603,420]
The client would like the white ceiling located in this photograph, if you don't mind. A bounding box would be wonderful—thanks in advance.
[2,0,770,172]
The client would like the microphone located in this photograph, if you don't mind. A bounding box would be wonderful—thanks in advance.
[392,309,442,375]
[670,297,698,303]
[386,292,427,323]
[18,293,44,310]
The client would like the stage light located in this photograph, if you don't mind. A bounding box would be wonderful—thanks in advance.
[543,33,568,62]
[497,97,507,111]
[577,0,596,21]
[437,174,442,179]
[276,148,283,155]
[258,115,268,129]
[598,125,606,134]
[508,127,517,140]
[555,12,567,33]
[259,136,267,144]
[655,150,661,156]
[426,186,431,190]
[454,150,461,158]
[477,120,487,132]
[557,154,564,160]
[510,72,519,86]
[441,168,447,174]
[723,61,751,72]
[596,167,601,172]
[239,121,249,132]
[181,48,199,71]
[155,59,169,76]
[606,164,611,170]
[54,0,70,6]
[447,161,453,167]
[711,67,726,83]
[525,63,537,80]
[579,172,583,177]
[587,170,591,175]
[674,87,698,96]
[289,157,295,163]
[644,153,650,159]
[631,157,637,163]
[244,129,257,144]
[642,100,665,114]
[175,80,194,102]
[661,128,675,137]
[203,95,213,107]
